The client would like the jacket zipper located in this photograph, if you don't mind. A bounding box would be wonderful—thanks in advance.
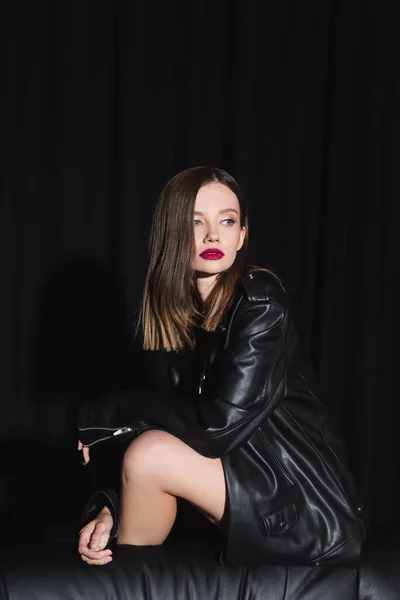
[78,426,133,447]
[281,402,367,536]
[258,428,294,487]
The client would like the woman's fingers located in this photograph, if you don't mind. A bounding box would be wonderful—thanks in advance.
[78,516,113,566]
[87,519,111,551]
[81,554,113,566]
[80,547,113,561]
[82,446,90,464]
[77,441,90,464]
[80,547,113,566]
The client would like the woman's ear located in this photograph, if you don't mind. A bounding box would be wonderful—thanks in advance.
[237,227,246,251]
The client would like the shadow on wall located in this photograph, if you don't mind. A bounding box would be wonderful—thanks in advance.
[2,257,145,544]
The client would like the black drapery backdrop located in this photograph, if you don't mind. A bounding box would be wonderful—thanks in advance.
[0,1,399,543]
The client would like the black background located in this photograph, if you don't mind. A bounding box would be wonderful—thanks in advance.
[0,0,399,543]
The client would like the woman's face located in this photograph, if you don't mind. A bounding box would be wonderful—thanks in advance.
[193,182,246,278]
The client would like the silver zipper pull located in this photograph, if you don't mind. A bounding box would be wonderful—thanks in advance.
[113,427,133,437]
[198,373,206,395]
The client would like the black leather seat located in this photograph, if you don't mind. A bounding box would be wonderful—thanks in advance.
[1,529,399,599]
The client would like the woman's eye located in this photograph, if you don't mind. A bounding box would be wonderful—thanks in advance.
[222,218,235,226]
[193,219,202,226]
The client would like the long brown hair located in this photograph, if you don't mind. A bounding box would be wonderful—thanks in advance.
[139,166,249,351]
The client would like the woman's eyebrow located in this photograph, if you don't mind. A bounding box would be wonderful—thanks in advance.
[194,208,239,216]
[219,208,238,215]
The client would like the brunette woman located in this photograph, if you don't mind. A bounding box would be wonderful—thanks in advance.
[77,167,367,566]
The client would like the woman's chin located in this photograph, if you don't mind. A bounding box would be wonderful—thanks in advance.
[195,260,234,278]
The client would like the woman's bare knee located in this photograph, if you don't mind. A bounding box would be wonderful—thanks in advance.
[122,430,226,525]
[122,430,176,483]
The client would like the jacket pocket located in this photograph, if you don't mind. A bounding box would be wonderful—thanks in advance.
[263,502,298,536]
[258,428,294,487]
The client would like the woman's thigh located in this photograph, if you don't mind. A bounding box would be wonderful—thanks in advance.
[123,430,226,524]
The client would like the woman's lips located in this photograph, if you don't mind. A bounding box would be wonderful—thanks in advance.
[200,249,225,260]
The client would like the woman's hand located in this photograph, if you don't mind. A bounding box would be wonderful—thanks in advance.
[77,440,90,465]
[78,507,114,565]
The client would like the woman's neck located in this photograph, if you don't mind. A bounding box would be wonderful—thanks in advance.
[196,273,218,302]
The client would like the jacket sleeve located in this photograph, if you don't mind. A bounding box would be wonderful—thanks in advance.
[79,295,287,459]
[79,488,119,542]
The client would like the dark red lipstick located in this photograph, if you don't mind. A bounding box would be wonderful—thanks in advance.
[199,248,225,260]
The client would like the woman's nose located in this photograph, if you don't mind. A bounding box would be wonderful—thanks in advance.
[205,230,219,242]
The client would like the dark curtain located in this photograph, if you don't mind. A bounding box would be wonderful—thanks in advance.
[0,0,398,543]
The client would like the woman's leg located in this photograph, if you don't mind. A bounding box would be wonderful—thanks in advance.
[117,430,226,545]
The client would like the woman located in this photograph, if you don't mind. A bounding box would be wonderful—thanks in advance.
[77,166,367,567]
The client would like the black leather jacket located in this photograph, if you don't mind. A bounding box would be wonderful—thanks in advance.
[79,270,368,565]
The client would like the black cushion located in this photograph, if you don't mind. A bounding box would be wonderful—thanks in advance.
[0,530,398,600]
